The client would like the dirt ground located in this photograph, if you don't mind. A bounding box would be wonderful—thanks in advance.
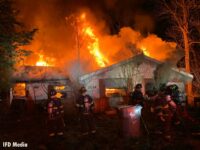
[0,102,200,150]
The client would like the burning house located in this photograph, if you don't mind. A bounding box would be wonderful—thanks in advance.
[10,11,194,112]
[80,54,193,110]
[11,66,73,105]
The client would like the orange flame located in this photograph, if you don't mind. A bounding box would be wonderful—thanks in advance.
[36,54,54,66]
[80,13,109,67]
[140,47,150,56]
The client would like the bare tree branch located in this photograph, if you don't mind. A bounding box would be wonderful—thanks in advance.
[189,41,200,45]
[158,0,200,96]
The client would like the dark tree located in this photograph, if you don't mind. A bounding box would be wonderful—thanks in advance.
[0,0,36,93]
[158,0,200,104]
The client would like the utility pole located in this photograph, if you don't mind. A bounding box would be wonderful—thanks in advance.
[75,20,81,81]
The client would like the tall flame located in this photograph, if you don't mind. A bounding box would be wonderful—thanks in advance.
[80,13,109,67]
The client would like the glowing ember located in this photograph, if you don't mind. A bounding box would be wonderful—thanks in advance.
[141,47,150,56]
[36,54,54,66]
[80,13,109,67]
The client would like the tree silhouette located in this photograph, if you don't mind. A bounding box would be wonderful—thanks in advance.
[0,0,37,93]
[158,0,200,104]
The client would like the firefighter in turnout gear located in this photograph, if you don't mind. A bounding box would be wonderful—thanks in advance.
[47,89,65,137]
[129,84,144,106]
[153,91,175,140]
[76,86,96,135]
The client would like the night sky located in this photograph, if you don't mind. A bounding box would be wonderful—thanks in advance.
[16,0,165,38]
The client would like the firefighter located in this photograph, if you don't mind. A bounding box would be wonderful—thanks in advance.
[76,86,96,135]
[47,89,65,137]
[129,84,144,106]
[26,90,35,115]
[154,91,175,140]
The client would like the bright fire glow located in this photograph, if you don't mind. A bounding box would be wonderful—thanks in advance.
[13,83,26,97]
[36,54,54,67]
[80,13,109,67]
[105,88,126,97]
[141,47,150,56]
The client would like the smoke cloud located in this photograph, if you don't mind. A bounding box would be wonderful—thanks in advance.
[99,27,177,63]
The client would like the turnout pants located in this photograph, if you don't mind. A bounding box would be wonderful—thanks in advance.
[80,113,96,133]
[48,116,65,136]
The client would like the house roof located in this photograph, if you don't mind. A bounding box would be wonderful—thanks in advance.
[80,53,161,81]
[171,68,193,80]
[12,66,69,83]
[80,53,193,82]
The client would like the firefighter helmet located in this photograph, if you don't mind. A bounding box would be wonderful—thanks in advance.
[79,86,87,93]
[135,84,142,89]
